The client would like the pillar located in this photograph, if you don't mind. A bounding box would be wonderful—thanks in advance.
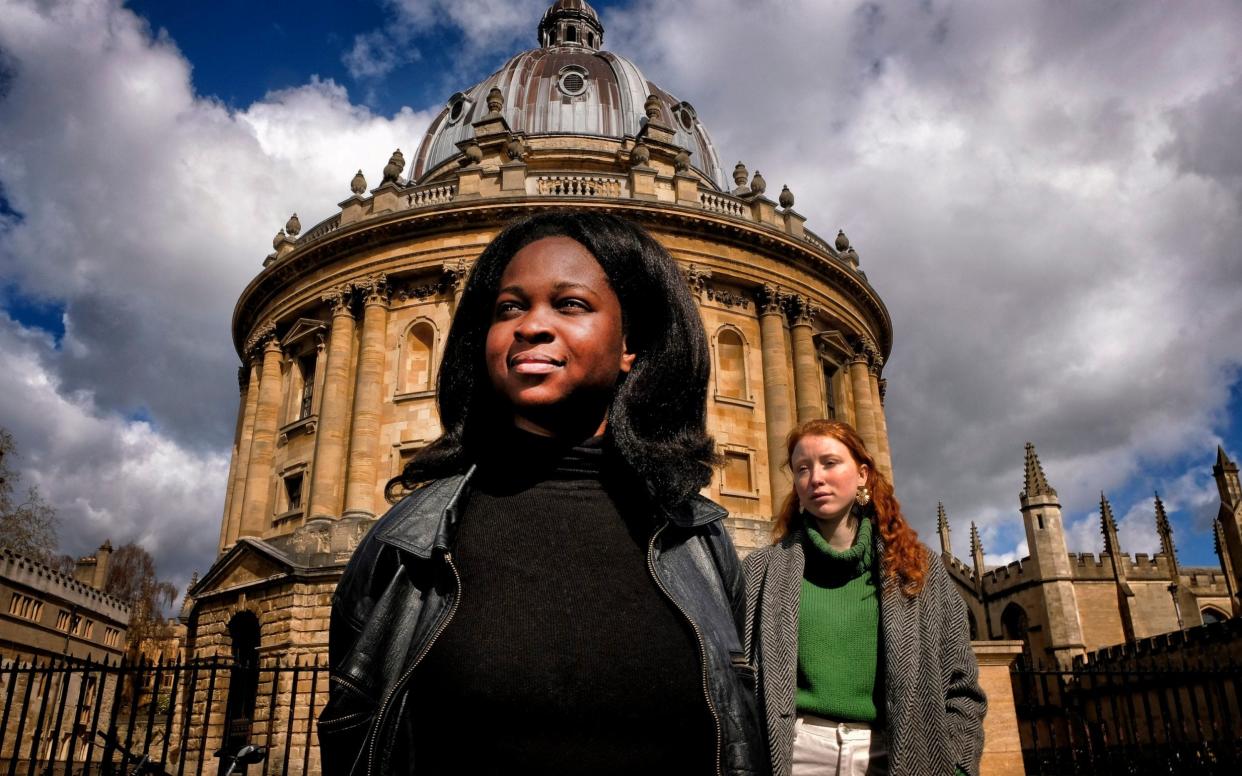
[789,296,822,424]
[239,336,284,538]
[757,285,794,510]
[221,361,260,551]
[343,277,389,518]
[848,345,880,456]
[443,259,469,315]
[867,359,893,479]
[308,286,357,521]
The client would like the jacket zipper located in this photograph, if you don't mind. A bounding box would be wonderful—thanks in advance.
[647,522,724,776]
[366,550,462,776]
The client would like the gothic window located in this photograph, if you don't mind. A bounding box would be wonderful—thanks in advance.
[1201,606,1227,625]
[1001,602,1031,665]
[714,326,749,402]
[56,610,72,631]
[401,320,437,395]
[8,593,42,622]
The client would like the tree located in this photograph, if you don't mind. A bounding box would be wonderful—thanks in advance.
[103,542,179,656]
[0,428,59,564]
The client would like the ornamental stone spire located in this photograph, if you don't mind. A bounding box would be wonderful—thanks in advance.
[1154,491,1178,573]
[1100,492,1136,641]
[937,502,951,556]
[1022,442,1056,499]
[1100,492,1121,555]
[969,521,985,577]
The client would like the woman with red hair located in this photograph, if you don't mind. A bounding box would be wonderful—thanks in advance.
[743,419,985,776]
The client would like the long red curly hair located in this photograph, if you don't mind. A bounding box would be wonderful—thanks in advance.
[772,419,928,596]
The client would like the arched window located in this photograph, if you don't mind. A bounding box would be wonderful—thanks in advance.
[402,320,436,394]
[223,611,260,756]
[1001,602,1031,665]
[714,327,749,401]
[1201,606,1228,625]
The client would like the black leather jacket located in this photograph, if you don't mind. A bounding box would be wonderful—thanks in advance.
[317,467,770,776]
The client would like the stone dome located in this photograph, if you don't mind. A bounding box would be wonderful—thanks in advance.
[411,1,727,189]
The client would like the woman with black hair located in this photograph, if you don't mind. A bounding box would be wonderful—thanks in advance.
[318,210,767,776]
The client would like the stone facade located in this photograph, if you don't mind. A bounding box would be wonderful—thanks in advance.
[0,545,129,664]
[941,443,1238,670]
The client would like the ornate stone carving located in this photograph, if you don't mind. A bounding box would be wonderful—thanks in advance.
[682,263,710,296]
[442,258,471,296]
[778,185,794,210]
[673,148,691,173]
[244,321,277,359]
[733,162,748,188]
[754,283,786,315]
[630,141,650,167]
[750,170,767,195]
[486,87,504,117]
[644,94,662,121]
[878,378,887,405]
[705,284,751,309]
[785,294,819,326]
[852,335,879,364]
[459,140,484,167]
[350,169,367,195]
[321,284,355,314]
[505,136,527,161]
[356,273,390,305]
[381,149,405,185]
[868,353,885,375]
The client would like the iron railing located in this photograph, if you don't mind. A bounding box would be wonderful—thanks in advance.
[1013,657,1242,775]
[0,656,327,776]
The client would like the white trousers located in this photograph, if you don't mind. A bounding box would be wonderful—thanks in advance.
[791,714,889,776]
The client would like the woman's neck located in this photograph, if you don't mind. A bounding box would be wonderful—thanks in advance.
[813,509,860,552]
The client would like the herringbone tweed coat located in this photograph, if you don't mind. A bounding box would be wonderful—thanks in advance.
[743,524,986,776]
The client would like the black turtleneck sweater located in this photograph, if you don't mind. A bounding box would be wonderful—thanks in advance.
[408,430,715,775]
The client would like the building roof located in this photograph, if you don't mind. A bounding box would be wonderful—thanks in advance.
[411,1,727,189]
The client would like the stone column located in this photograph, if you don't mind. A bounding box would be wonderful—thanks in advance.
[868,358,893,479]
[308,285,357,521]
[848,343,880,457]
[239,334,284,538]
[343,276,389,519]
[757,285,794,510]
[788,296,822,423]
[220,362,260,551]
[973,642,1027,776]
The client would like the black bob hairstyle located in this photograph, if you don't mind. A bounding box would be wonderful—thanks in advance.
[386,209,716,505]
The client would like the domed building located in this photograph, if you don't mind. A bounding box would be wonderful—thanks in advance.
[182,0,892,760]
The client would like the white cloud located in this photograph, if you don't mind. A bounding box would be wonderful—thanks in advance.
[0,0,434,583]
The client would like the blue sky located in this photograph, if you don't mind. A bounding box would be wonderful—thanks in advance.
[1,0,1240,595]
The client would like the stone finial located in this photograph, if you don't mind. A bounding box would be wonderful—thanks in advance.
[969,521,985,573]
[486,87,504,116]
[1100,493,1120,554]
[644,94,662,121]
[1022,442,1057,499]
[836,229,850,251]
[272,229,286,250]
[382,148,405,185]
[673,148,691,173]
[284,213,301,237]
[460,140,484,166]
[351,169,367,195]
[778,185,794,209]
[630,141,650,167]
[733,162,748,187]
[750,170,767,195]
[506,137,527,161]
[1154,491,1177,564]
[937,502,951,555]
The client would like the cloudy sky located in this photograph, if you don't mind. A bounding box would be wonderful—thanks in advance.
[1,0,1240,599]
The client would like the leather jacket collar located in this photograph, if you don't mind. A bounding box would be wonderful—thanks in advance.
[373,465,728,559]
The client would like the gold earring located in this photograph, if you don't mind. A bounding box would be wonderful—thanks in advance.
[855,485,871,507]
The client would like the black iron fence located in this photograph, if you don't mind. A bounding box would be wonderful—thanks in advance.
[1013,656,1242,775]
[0,656,327,776]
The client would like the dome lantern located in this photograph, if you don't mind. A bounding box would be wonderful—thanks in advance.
[538,0,604,51]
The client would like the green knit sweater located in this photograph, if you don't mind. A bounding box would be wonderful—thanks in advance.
[795,514,882,723]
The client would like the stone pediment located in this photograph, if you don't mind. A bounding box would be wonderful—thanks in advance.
[280,318,327,348]
[190,538,294,600]
[814,329,853,362]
